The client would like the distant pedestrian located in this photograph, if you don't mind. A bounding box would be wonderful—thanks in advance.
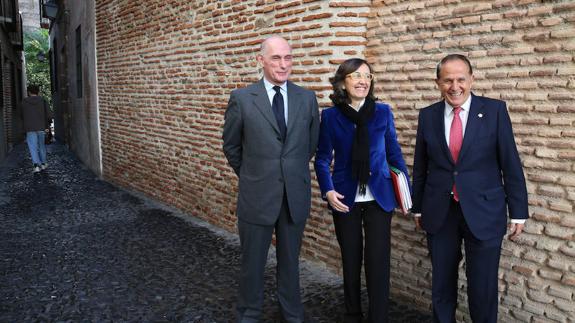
[19,84,52,173]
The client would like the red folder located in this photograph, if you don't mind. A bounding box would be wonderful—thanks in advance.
[390,166,412,215]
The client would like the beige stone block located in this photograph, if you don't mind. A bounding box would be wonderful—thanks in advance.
[554,297,575,312]
[536,236,564,252]
[510,309,533,322]
[528,172,557,183]
[557,67,575,76]
[559,241,575,257]
[501,294,523,308]
[548,254,573,271]
[493,0,514,9]
[554,1,575,12]
[527,277,549,290]
[549,92,575,100]
[513,264,536,277]
[548,284,574,300]
[562,274,575,287]
[523,300,546,315]
[537,185,565,198]
[530,144,557,158]
[545,223,575,240]
[551,28,575,39]
[537,127,564,137]
[528,6,554,16]
[540,17,564,26]
[539,161,571,171]
[527,289,554,304]
[462,15,481,24]
[528,195,547,208]
[523,249,549,263]
[502,271,527,290]
[558,150,575,160]
[549,201,573,214]
[516,81,539,89]
[549,117,573,126]
[492,22,513,31]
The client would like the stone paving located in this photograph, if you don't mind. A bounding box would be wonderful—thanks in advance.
[0,143,433,322]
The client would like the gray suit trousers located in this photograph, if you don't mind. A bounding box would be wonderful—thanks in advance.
[236,193,306,323]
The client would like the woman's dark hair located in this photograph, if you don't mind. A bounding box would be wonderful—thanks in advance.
[329,58,377,106]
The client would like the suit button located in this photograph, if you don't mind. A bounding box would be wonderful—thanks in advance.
[453,171,458,175]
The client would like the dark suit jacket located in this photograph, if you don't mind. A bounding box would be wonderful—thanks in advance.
[411,94,528,240]
[314,102,409,213]
[222,79,320,225]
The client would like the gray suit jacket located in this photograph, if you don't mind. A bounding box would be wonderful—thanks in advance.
[223,79,320,225]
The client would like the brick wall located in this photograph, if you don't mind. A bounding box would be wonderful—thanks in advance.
[95,0,574,321]
[95,0,369,268]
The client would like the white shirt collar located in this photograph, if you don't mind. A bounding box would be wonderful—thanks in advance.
[263,78,287,93]
[349,99,366,111]
[444,95,472,117]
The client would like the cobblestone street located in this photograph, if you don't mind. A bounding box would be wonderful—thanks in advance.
[0,143,432,322]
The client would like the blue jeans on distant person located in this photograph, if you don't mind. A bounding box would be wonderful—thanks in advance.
[26,131,47,165]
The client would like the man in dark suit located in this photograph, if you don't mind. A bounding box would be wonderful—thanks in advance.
[411,54,528,323]
[222,36,320,323]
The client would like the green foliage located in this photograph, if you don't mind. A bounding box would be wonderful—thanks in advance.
[24,29,51,103]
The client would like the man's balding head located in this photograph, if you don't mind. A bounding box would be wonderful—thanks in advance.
[257,36,293,86]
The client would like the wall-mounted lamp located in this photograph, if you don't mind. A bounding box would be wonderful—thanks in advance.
[42,0,59,20]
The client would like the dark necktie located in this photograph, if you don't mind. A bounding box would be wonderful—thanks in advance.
[449,106,463,201]
[272,86,287,140]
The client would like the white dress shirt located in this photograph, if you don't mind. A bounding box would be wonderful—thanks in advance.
[443,97,471,145]
[263,78,288,125]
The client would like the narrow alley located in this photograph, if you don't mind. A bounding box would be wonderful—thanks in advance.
[0,144,432,322]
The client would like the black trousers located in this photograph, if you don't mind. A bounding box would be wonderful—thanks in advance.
[333,201,392,323]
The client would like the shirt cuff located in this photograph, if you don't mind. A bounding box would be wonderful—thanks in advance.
[412,213,421,217]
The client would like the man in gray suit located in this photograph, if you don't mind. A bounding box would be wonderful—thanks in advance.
[222,36,320,322]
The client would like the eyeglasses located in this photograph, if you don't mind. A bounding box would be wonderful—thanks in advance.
[346,72,374,81]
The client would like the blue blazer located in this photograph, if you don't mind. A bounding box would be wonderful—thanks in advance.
[314,102,409,214]
[411,94,529,240]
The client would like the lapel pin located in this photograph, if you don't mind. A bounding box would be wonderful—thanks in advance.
[478,113,483,118]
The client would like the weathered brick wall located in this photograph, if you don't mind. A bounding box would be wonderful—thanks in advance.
[95,0,368,269]
[367,1,575,321]
[95,0,574,321]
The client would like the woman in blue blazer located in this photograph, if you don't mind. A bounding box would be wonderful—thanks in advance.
[314,58,409,323]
